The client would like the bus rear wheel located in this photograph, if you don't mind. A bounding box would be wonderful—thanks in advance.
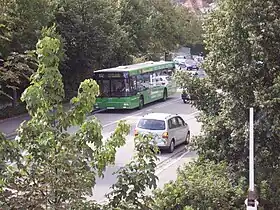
[162,89,167,101]
[138,96,144,109]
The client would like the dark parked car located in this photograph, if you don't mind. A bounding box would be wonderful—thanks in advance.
[181,90,190,104]
[185,59,199,70]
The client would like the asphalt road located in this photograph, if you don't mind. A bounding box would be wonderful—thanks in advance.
[86,93,201,202]
[146,150,198,196]
[0,68,206,137]
[0,92,201,203]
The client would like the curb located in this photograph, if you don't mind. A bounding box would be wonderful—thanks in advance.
[0,102,74,124]
[0,113,29,124]
[1,108,104,139]
[4,132,17,140]
[0,107,102,124]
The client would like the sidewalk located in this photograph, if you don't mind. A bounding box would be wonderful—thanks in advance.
[0,103,73,137]
[0,113,30,137]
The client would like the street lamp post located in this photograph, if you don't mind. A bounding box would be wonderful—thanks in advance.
[245,107,258,210]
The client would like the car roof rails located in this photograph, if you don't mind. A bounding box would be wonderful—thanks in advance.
[165,114,172,119]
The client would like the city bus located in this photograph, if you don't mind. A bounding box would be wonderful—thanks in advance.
[93,61,177,109]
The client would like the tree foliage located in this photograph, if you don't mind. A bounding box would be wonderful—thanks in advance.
[175,0,280,208]
[54,0,131,98]
[0,0,203,105]
[0,52,36,103]
[153,161,245,210]
[1,26,131,209]
[1,0,56,53]
[104,134,159,210]
[0,133,21,203]
[0,24,174,210]
[0,0,53,105]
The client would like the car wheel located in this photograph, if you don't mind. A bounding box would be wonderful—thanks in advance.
[185,132,190,145]
[168,140,175,153]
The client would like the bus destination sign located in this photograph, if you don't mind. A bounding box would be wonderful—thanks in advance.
[95,72,126,78]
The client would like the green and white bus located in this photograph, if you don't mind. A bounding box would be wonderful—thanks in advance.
[93,61,177,109]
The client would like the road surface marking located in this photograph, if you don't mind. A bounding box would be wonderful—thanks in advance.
[155,150,189,176]
[187,110,199,116]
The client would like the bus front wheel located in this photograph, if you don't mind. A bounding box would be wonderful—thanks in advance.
[138,96,144,109]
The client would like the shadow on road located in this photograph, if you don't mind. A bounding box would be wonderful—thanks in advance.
[157,144,186,156]
[93,96,179,115]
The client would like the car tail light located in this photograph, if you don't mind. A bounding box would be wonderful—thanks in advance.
[162,132,168,139]
[134,129,138,136]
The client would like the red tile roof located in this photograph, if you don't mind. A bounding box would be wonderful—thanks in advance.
[179,0,213,13]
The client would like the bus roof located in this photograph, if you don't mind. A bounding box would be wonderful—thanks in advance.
[94,61,175,76]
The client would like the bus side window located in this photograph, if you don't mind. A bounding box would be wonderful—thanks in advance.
[143,73,150,84]
[130,76,137,95]
[136,75,145,91]
[137,73,150,90]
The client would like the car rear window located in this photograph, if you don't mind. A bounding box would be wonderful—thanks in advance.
[137,119,166,130]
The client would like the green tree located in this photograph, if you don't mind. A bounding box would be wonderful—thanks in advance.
[0,133,21,206]
[0,0,15,58]
[0,0,55,110]
[3,0,56,52]
[54,0,130,99]
[104,134,159,210]
[0,52,37,106]
[1,0,203,106]
[118,0,202,57]
[117,0,154,55]
[150,0,203,52]
[176,0,280,208]
[1,25,130,209]
[153,161,245,210]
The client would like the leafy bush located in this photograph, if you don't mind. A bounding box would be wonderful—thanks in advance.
[153,160,246,210]
[0,26,131,209]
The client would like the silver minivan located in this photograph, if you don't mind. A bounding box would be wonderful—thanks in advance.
[134,113,190,153]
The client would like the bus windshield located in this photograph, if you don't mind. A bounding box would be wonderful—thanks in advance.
[96,78,130,97]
